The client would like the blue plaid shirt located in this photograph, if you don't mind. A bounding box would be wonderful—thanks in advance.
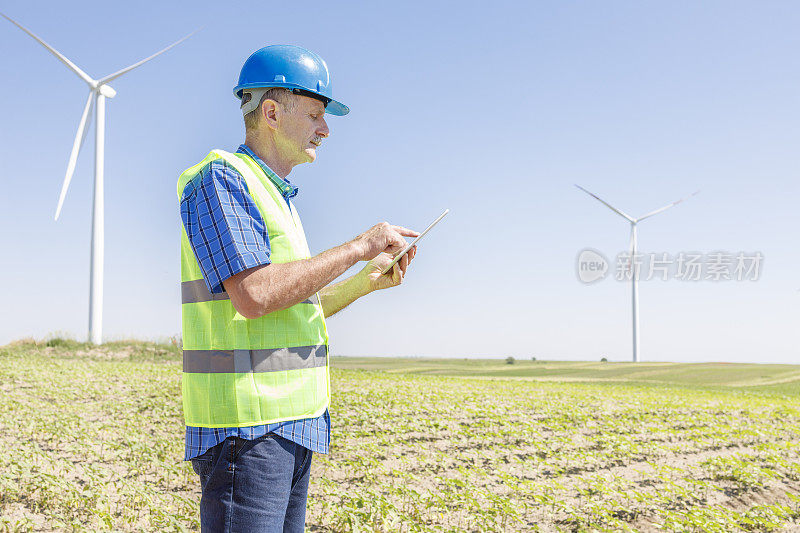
[180,144,330,461]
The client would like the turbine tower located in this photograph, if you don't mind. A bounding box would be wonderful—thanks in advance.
[575,185,697,362]
[1,12,197,344]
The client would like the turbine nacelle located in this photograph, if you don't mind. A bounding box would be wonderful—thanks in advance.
[97,84,117,98]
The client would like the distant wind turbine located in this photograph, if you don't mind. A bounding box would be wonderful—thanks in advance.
[575,185,698,362]
[1,12,198,344]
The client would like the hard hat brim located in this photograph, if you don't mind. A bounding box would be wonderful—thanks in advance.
[325,99,349,116]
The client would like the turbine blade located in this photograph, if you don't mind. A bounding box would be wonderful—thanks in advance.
[636,190,700,222]
[79,94,95,149]
[0,12,95,86]
[574,184,635,222]
[96,28,201,85]
[55,92,94,221]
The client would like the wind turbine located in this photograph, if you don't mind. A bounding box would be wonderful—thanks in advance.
[575,185,698,362]
[1,12,197,345]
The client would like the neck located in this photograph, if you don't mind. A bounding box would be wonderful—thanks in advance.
[243,131,292,179]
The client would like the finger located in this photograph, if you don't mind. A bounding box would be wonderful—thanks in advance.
[392,262,401,284]
[391,225,420,238]
[384,232,409,254]
[376,251,392,269]
[399,253,409,275]
[407,245,417,262]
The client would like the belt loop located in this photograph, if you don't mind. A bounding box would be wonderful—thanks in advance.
[227,437,236,472]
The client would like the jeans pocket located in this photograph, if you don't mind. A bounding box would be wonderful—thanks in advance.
[191,452,214,478]
[298,446,313,473]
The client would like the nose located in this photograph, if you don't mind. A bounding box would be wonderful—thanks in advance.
[318,117,329,138]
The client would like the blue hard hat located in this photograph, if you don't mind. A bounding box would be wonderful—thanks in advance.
[234,45,349,116]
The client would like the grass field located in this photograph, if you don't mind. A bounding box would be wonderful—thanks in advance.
[332,356,800,395]
[1,340,799,532]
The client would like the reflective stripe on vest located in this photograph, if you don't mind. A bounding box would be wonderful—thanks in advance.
[183,345,327,373]
[177,149,330,428]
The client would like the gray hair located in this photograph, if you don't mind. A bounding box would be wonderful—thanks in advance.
[241,87,296,130]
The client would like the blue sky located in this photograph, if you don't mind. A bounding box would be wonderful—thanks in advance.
[1,1,798,363]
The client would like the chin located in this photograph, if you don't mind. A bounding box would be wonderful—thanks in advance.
[304,148,317,162]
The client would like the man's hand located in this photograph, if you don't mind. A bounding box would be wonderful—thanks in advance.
[317,222,419,317]
[226,221,419,319]
[352,222,419,261]
[359,246,417,292]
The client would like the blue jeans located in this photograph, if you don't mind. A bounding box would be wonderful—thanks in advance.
[191,433,313,533]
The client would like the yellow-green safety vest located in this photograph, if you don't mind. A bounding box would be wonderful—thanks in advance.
[177,149,330,428]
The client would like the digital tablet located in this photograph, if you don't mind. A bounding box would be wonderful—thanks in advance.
[381,209,449,275]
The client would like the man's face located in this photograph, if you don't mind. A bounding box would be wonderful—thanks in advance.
[276,96,329,166]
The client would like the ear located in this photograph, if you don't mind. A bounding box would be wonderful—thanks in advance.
[260,98,281,131]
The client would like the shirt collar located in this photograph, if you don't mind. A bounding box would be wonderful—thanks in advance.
[236,144,299,199]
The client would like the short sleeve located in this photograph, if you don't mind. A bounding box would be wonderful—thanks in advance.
[180,160,271,294]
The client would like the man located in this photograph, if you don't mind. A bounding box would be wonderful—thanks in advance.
[177,45,418,532]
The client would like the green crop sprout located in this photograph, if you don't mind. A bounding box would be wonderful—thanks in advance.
[1,340,800,531]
